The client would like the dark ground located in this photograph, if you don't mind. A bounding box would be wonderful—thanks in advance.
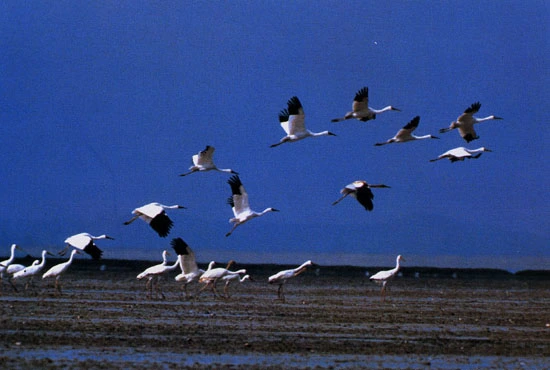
[0,259,549,369]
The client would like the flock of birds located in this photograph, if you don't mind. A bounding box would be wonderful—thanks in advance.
[0,86,502,302]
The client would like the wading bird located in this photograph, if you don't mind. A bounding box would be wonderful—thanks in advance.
[124,202,185,238]
[331,87,400,122]
[12,250,52,291]
[1,244,20,280]
[62,233,114,259]
[375,116,438,146]
[221,273,251,298]
[179,145,238,177]
[430,147,492,163]
[332,180,390,211]
[370,255,404,302]
[171,237,211,298]
[198,261,246,298]
[137,250,179,299]
[226,175,279,237]
[268,260,317,302]
[42,249,80,294]
[439,102,502,142]
[270,96,336,148]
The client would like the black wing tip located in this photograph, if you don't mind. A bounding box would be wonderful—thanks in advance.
[354,87,368,100]
[228,175,243,195]
[286,96,302,114]
[227,196,235,207]
[83,243,103,260]
[171,237,189,255]
[278,109,290,122]
[150,213,174,238]
[465,101,481,113]
[403,115,421,129]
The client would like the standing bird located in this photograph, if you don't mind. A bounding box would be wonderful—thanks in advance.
[62,233,114,259]
[375,116,438,146]
[171,237,209,298]
[1,244,21,280]
[439,102,502,142]
[137,250,179,299]
[331,87,400,122]
[179,145,238,177]
[12,250,52,291]
[124,202,186,237]
[430,147,492,162]
[268,260,317,302]
[370,255,404,302]
[42,249,80,294]
[332,180,390,211]
[198,261,246,298]
[270,96,336,148]
[221,274,251,298]
[226,175,279,237]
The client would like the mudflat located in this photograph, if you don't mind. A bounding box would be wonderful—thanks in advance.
[1,260,548,369]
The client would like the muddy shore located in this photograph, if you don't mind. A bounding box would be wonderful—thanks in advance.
[1,260,548,369]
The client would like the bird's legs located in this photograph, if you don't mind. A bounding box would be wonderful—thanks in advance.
[380,282,387,302]
[277,284,285,302]
[154,277,165,300]
[223,282,231,299]
[145,278,153,299]
[225,223,239,237]
[331,194,349,206]
[54,277,62,295]
[123,215,140,225]
[179,169,198,177]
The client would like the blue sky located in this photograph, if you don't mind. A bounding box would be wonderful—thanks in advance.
[1,1,548,270]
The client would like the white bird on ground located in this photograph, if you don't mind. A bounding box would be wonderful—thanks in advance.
[439,102,503,142]
[198,261,246,298]
[331,87,400,122]
[42,249,80,294]
[226,175,279,237]
[332,180,390,211]
[268,260,317,302]
[12,250,52,291]
[270,96,336,148]
[375,116,438,146]
[1,244,21,280]
[171,237,212,298]
[62,233,114,259]
[7,260,39,276]
[221,274,251,298]
[137,250,179,299]
[370,255,405,302]
[124,202,186,238]
[430,146,493,162]
[179,145,238,177]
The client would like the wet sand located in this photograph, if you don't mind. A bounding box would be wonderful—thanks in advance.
[1,260,549,369]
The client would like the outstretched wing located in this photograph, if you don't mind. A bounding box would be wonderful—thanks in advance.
[352,87,369,112]
[227,175,250,215]
[285,96,306,135]
[194,145,215,166]
[464,102,481,114]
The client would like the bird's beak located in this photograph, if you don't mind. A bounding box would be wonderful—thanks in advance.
[46,251,56,256]
[272,208,280,212]
[328,132,337,136]
[493,116,503,120]
[106,236,115,240]
[392,107,401,111]
[178,205,187,209]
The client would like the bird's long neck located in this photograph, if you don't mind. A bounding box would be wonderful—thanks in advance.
[413,134,435,140]
[394,257,401,272]
[6,246,16,264]
[371,106,392,114]
[467,148,486,154]
[67,252,77,264]
[39,253,48,267]
[259,208,273,216]
[474,116,496,123]
[311,130,331,137]
[227,269,246,275]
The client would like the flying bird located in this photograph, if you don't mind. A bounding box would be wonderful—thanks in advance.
[332,180,390,211]
[124,202,185,237]
[137,250,179,299]
[171,237,209,298]
[370,255,404,302]
[268,260,317,302]
[270,96,336,148]
[226,175,279,237]
[12,250,52,291]
[42,249,80,294]
[430,147,492,162]
[375,116,438,146]
[179,145,238,177]
[62,233,114,259]
[331,87,400,122]
[439,102,502,142]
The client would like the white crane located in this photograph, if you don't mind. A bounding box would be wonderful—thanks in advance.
[137,250,179,299]
[221,273,251,298]
[268,260,316,302]
[331,87,400,122]
[42,249,80,294]
[270,96,336,148]
[5,260,39,292]
[62,233,114,259]
[179,145,238,177]
[439,102,503,142]
[332,180,390,211]
[1,244,21,280]
[198,261,246,298]
[226,175,279,237]
[375,116,438,146]
[12,250,52,291]
[124,202,186,238]
[171,237,211,298]
[370,255,404,302]
[430,147,492,162]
